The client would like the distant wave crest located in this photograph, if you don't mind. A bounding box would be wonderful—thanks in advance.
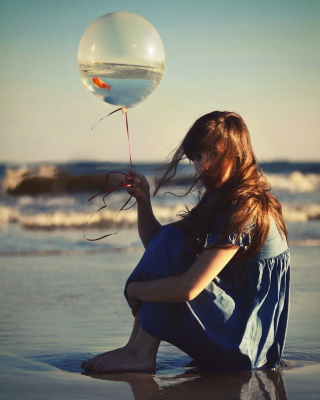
[267,172,320,193]
[0,202,319,231]
[282,204,320,222]
[0,205,183,230]
[1,165,320,195]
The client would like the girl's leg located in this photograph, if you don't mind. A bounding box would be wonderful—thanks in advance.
[124,313,141,348]
[82,324,161,372]
[81,314,141,369]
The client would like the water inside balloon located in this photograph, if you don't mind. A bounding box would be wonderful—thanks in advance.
[79,62,164,108]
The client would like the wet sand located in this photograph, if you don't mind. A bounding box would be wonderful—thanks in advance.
[1,364,320,399]
[0,246,319,399]
[1,357,320,399]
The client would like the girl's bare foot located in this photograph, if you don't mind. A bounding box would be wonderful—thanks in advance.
[81,346,128,369]
[81,347,155,372]
[82,326,160,372]
[81,314,142,370]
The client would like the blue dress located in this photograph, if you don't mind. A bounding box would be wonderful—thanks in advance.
[125,218,290,372]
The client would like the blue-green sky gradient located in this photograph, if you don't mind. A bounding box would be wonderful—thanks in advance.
[1,0,319,162]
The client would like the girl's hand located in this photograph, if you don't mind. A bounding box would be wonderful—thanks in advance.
[126,170,150,203]
[127,282,141,317]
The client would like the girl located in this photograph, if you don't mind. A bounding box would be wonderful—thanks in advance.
[82,111,290,373]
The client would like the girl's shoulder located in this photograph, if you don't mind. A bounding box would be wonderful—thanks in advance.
[258,217,288,259]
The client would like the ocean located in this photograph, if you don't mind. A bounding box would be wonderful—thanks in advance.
[1,160,320,253]
[0,160,319,399]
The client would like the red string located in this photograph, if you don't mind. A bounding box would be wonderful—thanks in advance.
[124,110,133,170]
[84,108,137,241]
[91,107,123,130]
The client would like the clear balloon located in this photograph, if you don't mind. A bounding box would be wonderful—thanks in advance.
[78,12,165,108]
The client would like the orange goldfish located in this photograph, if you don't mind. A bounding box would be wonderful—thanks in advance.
[92,77,112,91]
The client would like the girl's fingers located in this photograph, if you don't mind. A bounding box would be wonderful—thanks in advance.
[126,170,149,199]
[127,171,141,186]
[125,183,141,198]
[129,170,145,182]
[130,176,141,185]
[129,169,141,177]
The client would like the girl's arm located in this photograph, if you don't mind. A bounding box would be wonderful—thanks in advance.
[126,170,161,248]
[127,244,239,314]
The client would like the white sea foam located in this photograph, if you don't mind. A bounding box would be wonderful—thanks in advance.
[282,203,320,222]
[0,205,182,230]
[0,169,319,229]
[0,203,319,230]
[16,196,34,205]
[0,206,19,225]
[266,172,320,193]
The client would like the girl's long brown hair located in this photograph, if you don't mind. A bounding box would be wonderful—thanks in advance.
[154,111,288,262]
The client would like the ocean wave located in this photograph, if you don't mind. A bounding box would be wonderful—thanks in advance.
[0,202,319,231]
[0,205,183,230]
[2,165,127,195]
[282,204,320,222]
[2,164,320,195]
[266,172,320,193]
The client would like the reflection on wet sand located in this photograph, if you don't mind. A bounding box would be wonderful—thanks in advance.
[84,368,288,400]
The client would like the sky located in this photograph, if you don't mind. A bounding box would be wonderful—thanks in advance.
[1,0,319,163]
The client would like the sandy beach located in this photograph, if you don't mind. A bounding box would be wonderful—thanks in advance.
[0,245,319,399]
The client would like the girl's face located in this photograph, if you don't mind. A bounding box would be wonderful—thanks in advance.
[190,147,231,188]
[192,153,211,178]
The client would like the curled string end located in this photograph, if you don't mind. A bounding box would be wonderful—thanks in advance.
[91,107,123,131]
[84,172,136,241]
[85,107,136,241]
